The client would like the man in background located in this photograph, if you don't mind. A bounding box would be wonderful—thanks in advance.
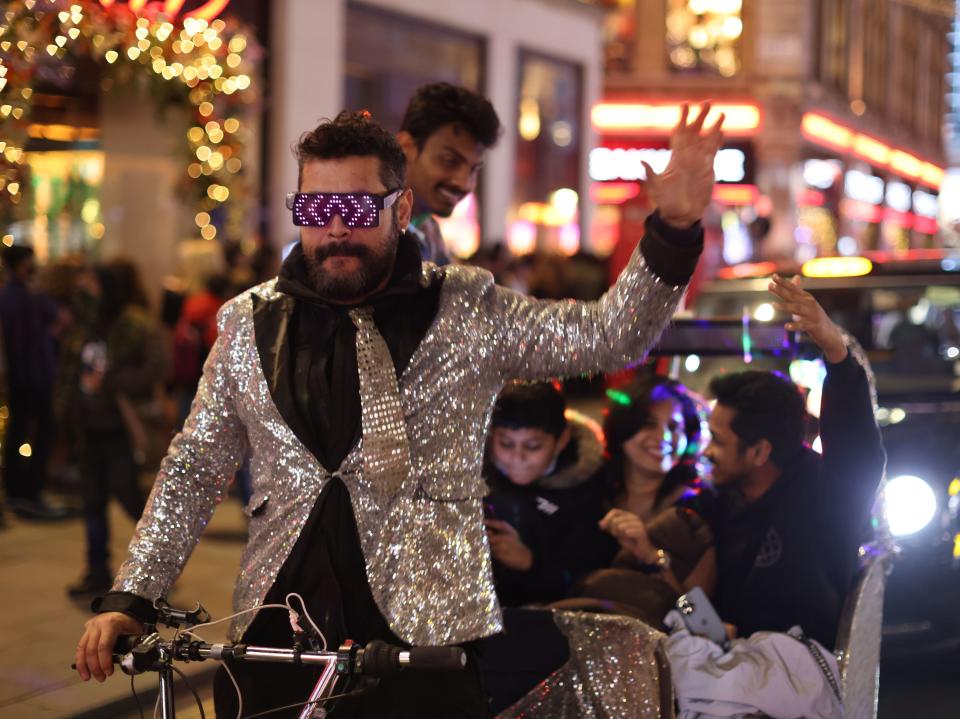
[398,83,502,265]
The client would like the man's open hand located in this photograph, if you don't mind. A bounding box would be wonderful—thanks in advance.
[642,103,725,229]
[769,273,848,363]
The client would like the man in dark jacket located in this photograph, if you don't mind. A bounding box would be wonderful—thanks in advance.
[704,274,886,649]
[0,245,66,520]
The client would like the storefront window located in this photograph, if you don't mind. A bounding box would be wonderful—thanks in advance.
[345,3,485,257]
[510,50,582,255]
[666,0,743,77]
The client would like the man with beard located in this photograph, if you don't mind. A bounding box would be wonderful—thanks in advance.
[75,107,723,717]
[398,83,501,265]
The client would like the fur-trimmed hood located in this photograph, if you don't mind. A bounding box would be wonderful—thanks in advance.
[536,414,605,491]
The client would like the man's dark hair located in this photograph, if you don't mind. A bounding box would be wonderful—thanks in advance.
[400,83,502,149]
[2,244,34,271]
[709,371,806,468]
[491,382,567,438]
[296,110,406,190]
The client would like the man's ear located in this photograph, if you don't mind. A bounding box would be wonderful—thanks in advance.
[396,187,414,230]
[748,438,773,467]
[555,425,572,455]
[397,131,418,161]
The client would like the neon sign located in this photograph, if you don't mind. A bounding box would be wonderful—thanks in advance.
[592,102,761,136]
[98,0,232,22]
[590,146,747,183]
[801,112,945,188]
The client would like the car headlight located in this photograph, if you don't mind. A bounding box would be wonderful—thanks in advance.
[883,475,938,537]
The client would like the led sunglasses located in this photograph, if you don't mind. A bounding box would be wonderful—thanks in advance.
[285,189,402,228]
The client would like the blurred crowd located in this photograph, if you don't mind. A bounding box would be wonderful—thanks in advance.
[0,241,278,594]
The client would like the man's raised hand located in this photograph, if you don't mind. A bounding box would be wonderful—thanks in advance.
[769,273,848,363]
[641,102,724,229]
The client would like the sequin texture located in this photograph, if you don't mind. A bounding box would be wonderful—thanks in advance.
[114,243,686,645]
[496,611,668,718]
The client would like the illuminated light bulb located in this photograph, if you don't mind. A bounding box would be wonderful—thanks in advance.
[127,47,141,60]
[195,211,211,227]
[201,224,217,240]
[223,118,240,133]
[198,101,214,116]
[753,303,775,322]
[105,49,119,63]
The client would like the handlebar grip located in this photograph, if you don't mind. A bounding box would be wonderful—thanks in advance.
[355,641,467,676]
[113,634,147,655]
[405,646,468,671]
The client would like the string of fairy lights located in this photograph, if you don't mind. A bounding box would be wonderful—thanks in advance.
[0,0,259,248]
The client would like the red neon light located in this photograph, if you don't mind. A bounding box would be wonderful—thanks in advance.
[98,0,232,20]
[913,215,939,235]
[797,189,826,207]
[717,261,778,279]
[592,102,761,136]
[590,182,640,204]
[883,208,914,229]
[801,112,945,188]
[712,184,759,205]
[865,248,946,262]
[841,198,883,224]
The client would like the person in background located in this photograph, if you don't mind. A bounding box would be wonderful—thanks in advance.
[398,82,502,265]
[67,258,166,598]
[172,273,230,428]
[484,382,616,607]
[0,245,67,521]
[703,274,885,649]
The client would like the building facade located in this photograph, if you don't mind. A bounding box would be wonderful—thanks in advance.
[268,0,605,258]
[589,0,952,269]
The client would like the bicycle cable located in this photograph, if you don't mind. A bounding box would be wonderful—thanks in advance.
[130,674,145,719]
[170,664,206,719]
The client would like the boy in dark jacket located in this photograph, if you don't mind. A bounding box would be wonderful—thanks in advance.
[484,382,617,606]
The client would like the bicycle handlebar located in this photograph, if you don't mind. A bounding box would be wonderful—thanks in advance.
[111,635,467,678]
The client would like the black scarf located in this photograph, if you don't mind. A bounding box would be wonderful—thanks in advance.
[275,231,440,470]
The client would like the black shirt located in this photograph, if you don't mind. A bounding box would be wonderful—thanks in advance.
[711,354,885,648]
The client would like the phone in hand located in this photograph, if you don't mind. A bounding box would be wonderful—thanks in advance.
[676,586,729,649]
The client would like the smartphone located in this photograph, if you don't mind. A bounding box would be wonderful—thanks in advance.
[676,587,729,649]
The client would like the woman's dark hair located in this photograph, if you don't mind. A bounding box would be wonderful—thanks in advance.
[296,110,406,190]
[97,258,148,326]
[491,382,567,438]
[400,82,502,150]
[602,379,702,505]
[708,370,805,468]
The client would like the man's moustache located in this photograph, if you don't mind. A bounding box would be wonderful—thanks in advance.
[311,242,371,262]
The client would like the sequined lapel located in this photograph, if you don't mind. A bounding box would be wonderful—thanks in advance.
[250,291,332,471]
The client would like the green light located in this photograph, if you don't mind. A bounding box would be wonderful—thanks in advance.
[605,389,632,406]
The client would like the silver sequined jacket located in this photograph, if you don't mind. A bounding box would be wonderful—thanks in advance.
[114,243,687,645]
